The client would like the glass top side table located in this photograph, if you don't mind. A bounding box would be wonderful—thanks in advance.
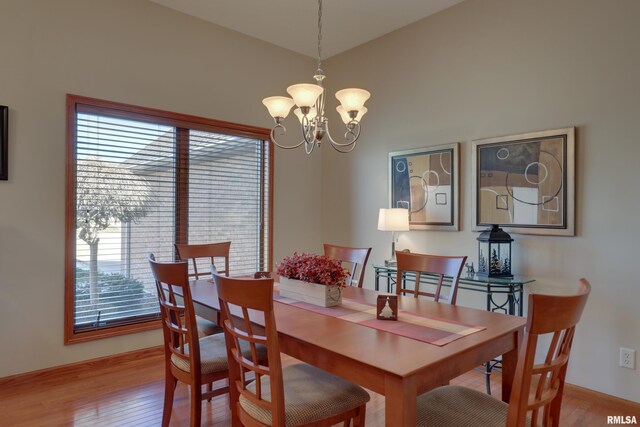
[373,264,535,316]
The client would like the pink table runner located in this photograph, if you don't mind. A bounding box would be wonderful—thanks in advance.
[274,291,485,347]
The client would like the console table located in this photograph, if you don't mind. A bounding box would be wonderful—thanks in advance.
[372,264,535,394]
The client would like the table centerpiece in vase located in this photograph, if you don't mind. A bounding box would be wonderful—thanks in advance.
[276,252,350,307]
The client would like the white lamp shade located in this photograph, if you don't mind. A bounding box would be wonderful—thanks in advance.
[377,208,410,231]
[335,88,371,112]
[286,84,324,108]
[294,107,318,123]
[262,96,295,119]
[336,105,367,124]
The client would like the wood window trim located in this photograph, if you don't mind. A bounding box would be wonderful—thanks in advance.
[65,94,273,344]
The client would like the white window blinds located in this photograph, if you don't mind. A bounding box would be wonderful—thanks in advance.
[67,96,271,339]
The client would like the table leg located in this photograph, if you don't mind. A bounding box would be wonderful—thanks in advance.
[518,286,524,317]
[384,375,416,427]
[375,270,380,291]
[501,327,523,402]
[508,284,515,315]
[485,285,493,394]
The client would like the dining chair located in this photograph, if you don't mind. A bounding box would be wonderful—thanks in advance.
[175,241,231,279]
[213,273,370,427]
[148,254,267,427]
[148,254,228,426]
[323,243,372,288]
[416,279,591,427]
[175,241,231,337]
[395,251,467,304]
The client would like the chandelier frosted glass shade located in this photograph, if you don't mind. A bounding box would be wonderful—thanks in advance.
[294,107,318,123]
[262,96,295,119]
[286,84,324,108]
[335,88,371,112]
[337,106,367,124]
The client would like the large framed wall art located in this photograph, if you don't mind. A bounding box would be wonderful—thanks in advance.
[471,127,575,236]
[0,106,7,180]
[389,143,459,231]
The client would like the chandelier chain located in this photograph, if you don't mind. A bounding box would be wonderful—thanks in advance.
[317,0,323,71]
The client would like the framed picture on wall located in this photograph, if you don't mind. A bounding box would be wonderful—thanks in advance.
[0,106,7,180]
[389,142,459,231]
[471,127,575,236]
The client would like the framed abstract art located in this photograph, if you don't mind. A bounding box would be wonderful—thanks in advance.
[389,143,459,231]
[0,106,7,180]
[471,127,575,236]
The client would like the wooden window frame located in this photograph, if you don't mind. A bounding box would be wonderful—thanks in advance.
[65,94,273,344]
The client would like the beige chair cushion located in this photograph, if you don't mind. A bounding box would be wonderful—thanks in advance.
[196,315,223,337]
[239,363,370,426]
[417,385,530,427]
[171,333,266,375]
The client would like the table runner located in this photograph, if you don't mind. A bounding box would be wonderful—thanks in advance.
[274,291,485,346]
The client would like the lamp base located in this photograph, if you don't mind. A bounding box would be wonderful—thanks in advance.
[384,259,397,267]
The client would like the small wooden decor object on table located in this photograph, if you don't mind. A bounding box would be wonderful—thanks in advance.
[376,295,398,320]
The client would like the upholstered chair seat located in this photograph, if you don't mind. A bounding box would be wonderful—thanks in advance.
[239,363,370,427]
[171,333,266,375]
[417,385,531,427]
[195,316,223,337]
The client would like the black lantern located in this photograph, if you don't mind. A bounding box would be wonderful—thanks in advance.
[477,225,513,278]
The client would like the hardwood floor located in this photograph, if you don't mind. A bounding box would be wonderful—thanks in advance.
[1,350,638,426]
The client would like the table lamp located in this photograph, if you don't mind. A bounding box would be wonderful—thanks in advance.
[377,208,410,266]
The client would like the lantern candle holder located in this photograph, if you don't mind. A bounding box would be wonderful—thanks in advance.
[477,224,513,278]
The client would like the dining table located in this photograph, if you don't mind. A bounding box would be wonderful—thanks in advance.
[188,279,526,427]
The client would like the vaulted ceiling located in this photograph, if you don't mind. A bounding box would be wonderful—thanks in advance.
[148,0,464,58]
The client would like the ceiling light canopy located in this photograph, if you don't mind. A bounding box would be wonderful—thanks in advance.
[262,0,371,154]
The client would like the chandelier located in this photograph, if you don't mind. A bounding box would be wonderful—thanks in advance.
[262,0,371,154]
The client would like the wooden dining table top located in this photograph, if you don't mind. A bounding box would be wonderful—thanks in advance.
[189,279,525,389]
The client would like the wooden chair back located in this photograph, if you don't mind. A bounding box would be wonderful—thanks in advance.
[395,251,467,304]
[175,241,231,279]
[148,254,201,380]
[323,243,372,288]
[214,274,287,426]
[506,279,591,427]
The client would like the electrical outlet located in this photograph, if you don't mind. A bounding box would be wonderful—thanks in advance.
[620,348,636,370]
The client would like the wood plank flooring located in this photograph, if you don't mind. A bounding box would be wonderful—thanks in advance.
[1,351,638,426]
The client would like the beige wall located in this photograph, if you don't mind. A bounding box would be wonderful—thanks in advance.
[322,0,640,402]
[2,0,639,405]
[0,0,321,377]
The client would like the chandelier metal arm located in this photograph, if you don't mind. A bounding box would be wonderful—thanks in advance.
[325,122,361,146]
[323,122,360,153]
[304,140,316,155]
[270,122,306,150]
[301,115,315,146]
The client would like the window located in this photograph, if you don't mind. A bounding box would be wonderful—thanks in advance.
[65,95,272,343]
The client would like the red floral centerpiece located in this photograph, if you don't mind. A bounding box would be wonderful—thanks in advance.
[277,252,350,287]
[277,252,350,307]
